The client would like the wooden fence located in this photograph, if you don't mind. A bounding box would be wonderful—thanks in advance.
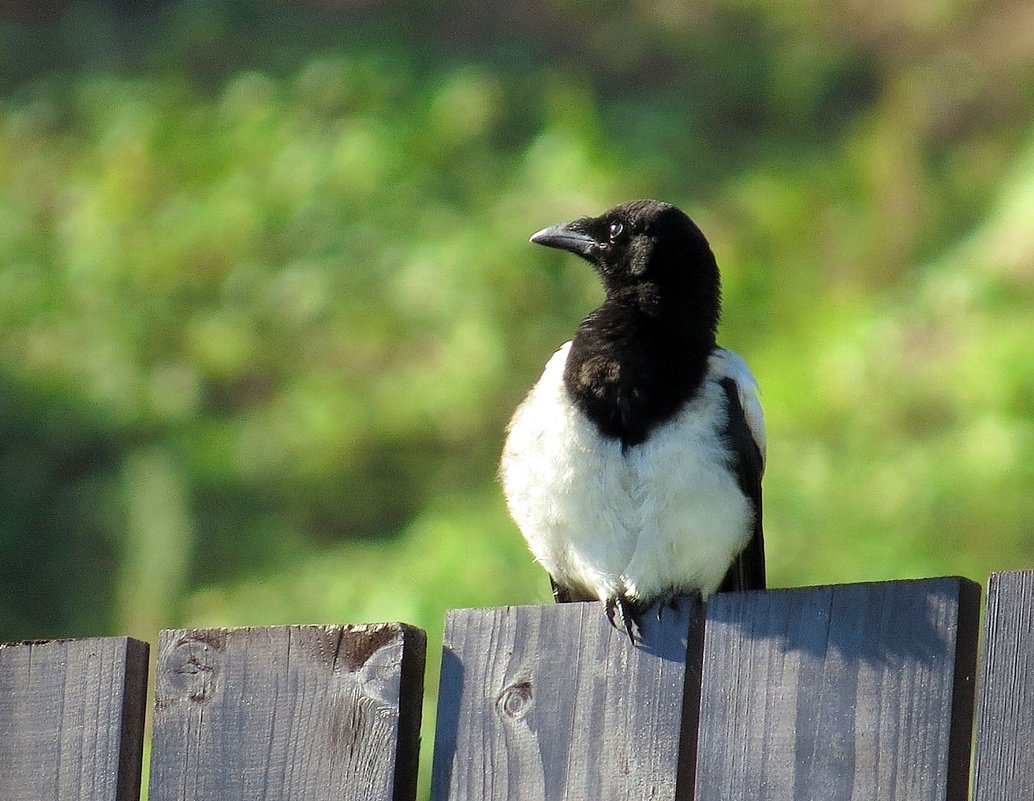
[1,571,1031,800]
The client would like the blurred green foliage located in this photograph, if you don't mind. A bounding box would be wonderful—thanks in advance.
[1,0,1033,792]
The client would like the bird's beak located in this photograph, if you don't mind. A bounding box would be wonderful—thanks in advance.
[529,222,598,259]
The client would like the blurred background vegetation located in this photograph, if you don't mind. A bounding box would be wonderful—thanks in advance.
[1,0,1032,792]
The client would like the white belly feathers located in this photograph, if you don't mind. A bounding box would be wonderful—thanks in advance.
[501,342,760,604]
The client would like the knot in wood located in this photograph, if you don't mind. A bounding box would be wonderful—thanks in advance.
[497,679,533,720]
[167,635,220,703]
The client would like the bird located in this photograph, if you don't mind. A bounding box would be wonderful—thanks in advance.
[500,199,766,640]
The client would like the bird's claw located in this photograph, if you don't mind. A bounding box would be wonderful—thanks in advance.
[605,595,639,644]
[655,589,685,620]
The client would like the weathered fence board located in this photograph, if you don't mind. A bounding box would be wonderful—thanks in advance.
[0,636,149,801]
[971,570,1034,801]
[148,623,426,801]
[7,571,1029,801]
[694,577,980,801]
[430,597,704,801]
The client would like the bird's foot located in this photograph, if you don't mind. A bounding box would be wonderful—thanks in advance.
[654,589,684,620]
[653,589,704,620]
[605,595,640,644]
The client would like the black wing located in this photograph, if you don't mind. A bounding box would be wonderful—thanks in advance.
[716,376,766,592]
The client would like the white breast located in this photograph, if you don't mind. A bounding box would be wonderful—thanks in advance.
[500,342,764,604]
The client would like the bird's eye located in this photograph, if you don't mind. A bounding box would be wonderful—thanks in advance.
[608,221,624,240]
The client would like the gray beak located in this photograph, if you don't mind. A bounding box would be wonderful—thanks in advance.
[529,223,598,258]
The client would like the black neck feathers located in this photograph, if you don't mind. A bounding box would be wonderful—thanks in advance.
[563,295,715,449]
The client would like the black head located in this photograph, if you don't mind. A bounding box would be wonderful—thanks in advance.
[530,199,721,340]
[531,200,724,445]
[531,199,717,292]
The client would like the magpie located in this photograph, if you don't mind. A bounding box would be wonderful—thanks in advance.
[500,199,766,640]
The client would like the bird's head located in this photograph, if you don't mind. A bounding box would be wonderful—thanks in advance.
[530,199,721,330]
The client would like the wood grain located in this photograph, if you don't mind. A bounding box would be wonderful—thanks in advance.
[693,577,980,801]
[971,570,1034,801]
[0,636,149,801]
[429,597,704,801]
[148,623,426,801]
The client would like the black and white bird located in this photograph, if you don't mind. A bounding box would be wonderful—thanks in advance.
[500,199,766,638]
